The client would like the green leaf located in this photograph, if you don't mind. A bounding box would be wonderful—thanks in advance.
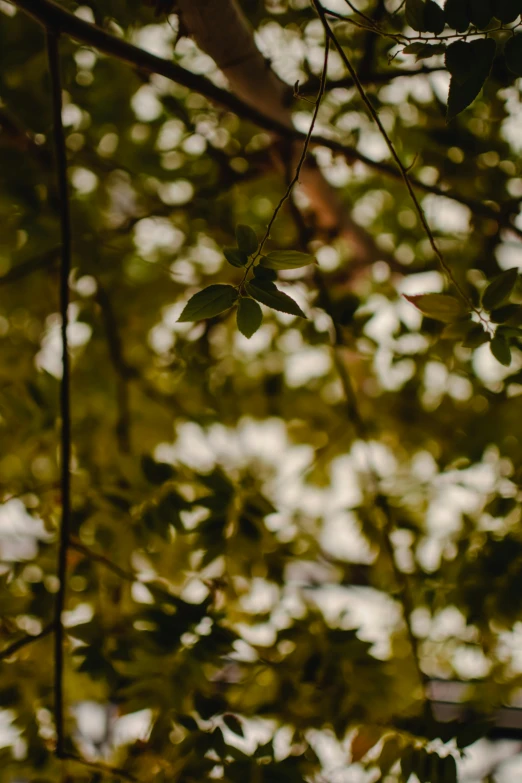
[469,0,494,28]
[254,265,277,281]
[400,746,415,782]
[245,280,306,318]
[428,752,440,783]
[260,250,315,270]
[403,40,448,61]
[490,335,512,366]
[223,714,244,737]
[404,293,468,322]
[425,0,446,33]
[481,268,518,310]
[141,455,174,485]
[490,303,522,324]
[224,248,248,268]
[440,320,474,339]
[444,0,471,31]
[439,754,457,783]
[236,297,263,338]
[446,41,475,85]
[505,34,522,76]
[463,323,489,348]
[178,284,238,321]
[403,42,429,56]
[235,224,258,255]
[377,737,403,775]
[494,0,522,23]
[456,719,492,748]
[406,0,429,31]
[446,38,496,120]
[411,747,429,782]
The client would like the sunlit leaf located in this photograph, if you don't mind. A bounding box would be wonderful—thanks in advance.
[260,250,315,269]
[404,292,468,322]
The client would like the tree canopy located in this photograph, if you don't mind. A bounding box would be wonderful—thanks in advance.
[2,0,522,781]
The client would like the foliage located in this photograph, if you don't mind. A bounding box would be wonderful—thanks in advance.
[2,0,522,781]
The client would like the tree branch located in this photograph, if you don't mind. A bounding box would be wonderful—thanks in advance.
[313,0,471,307]
[46,27,72,760]
[61,752,139,783]
[0,623,54,662]
[9,0,517,232]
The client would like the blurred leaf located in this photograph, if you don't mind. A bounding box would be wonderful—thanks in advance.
[141,455,174,485]
[236,224,258,255]
[223,713,245,737]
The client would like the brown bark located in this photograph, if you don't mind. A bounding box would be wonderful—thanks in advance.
[175,0,388,267]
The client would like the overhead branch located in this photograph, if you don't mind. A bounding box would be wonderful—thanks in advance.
[0,623,54,662]
[9,0,517,233]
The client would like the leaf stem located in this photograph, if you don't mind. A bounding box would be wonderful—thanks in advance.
[240,38,330,288]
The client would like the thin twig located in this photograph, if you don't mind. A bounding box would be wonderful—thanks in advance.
[0,247,60,286]
[95,283,133,452]
[312,0,473,310]
[46,28,72,760]
[61,752,139,783]
[0,623,55,662]
[70,538,136,583]
[242,38,330,284]
[285,159,431,716]
[9,0,517,235]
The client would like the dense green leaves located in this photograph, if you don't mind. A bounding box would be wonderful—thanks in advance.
[178,284,239,321]
[4,0,522,779]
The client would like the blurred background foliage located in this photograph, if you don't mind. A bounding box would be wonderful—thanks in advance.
[2,0,522,781]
